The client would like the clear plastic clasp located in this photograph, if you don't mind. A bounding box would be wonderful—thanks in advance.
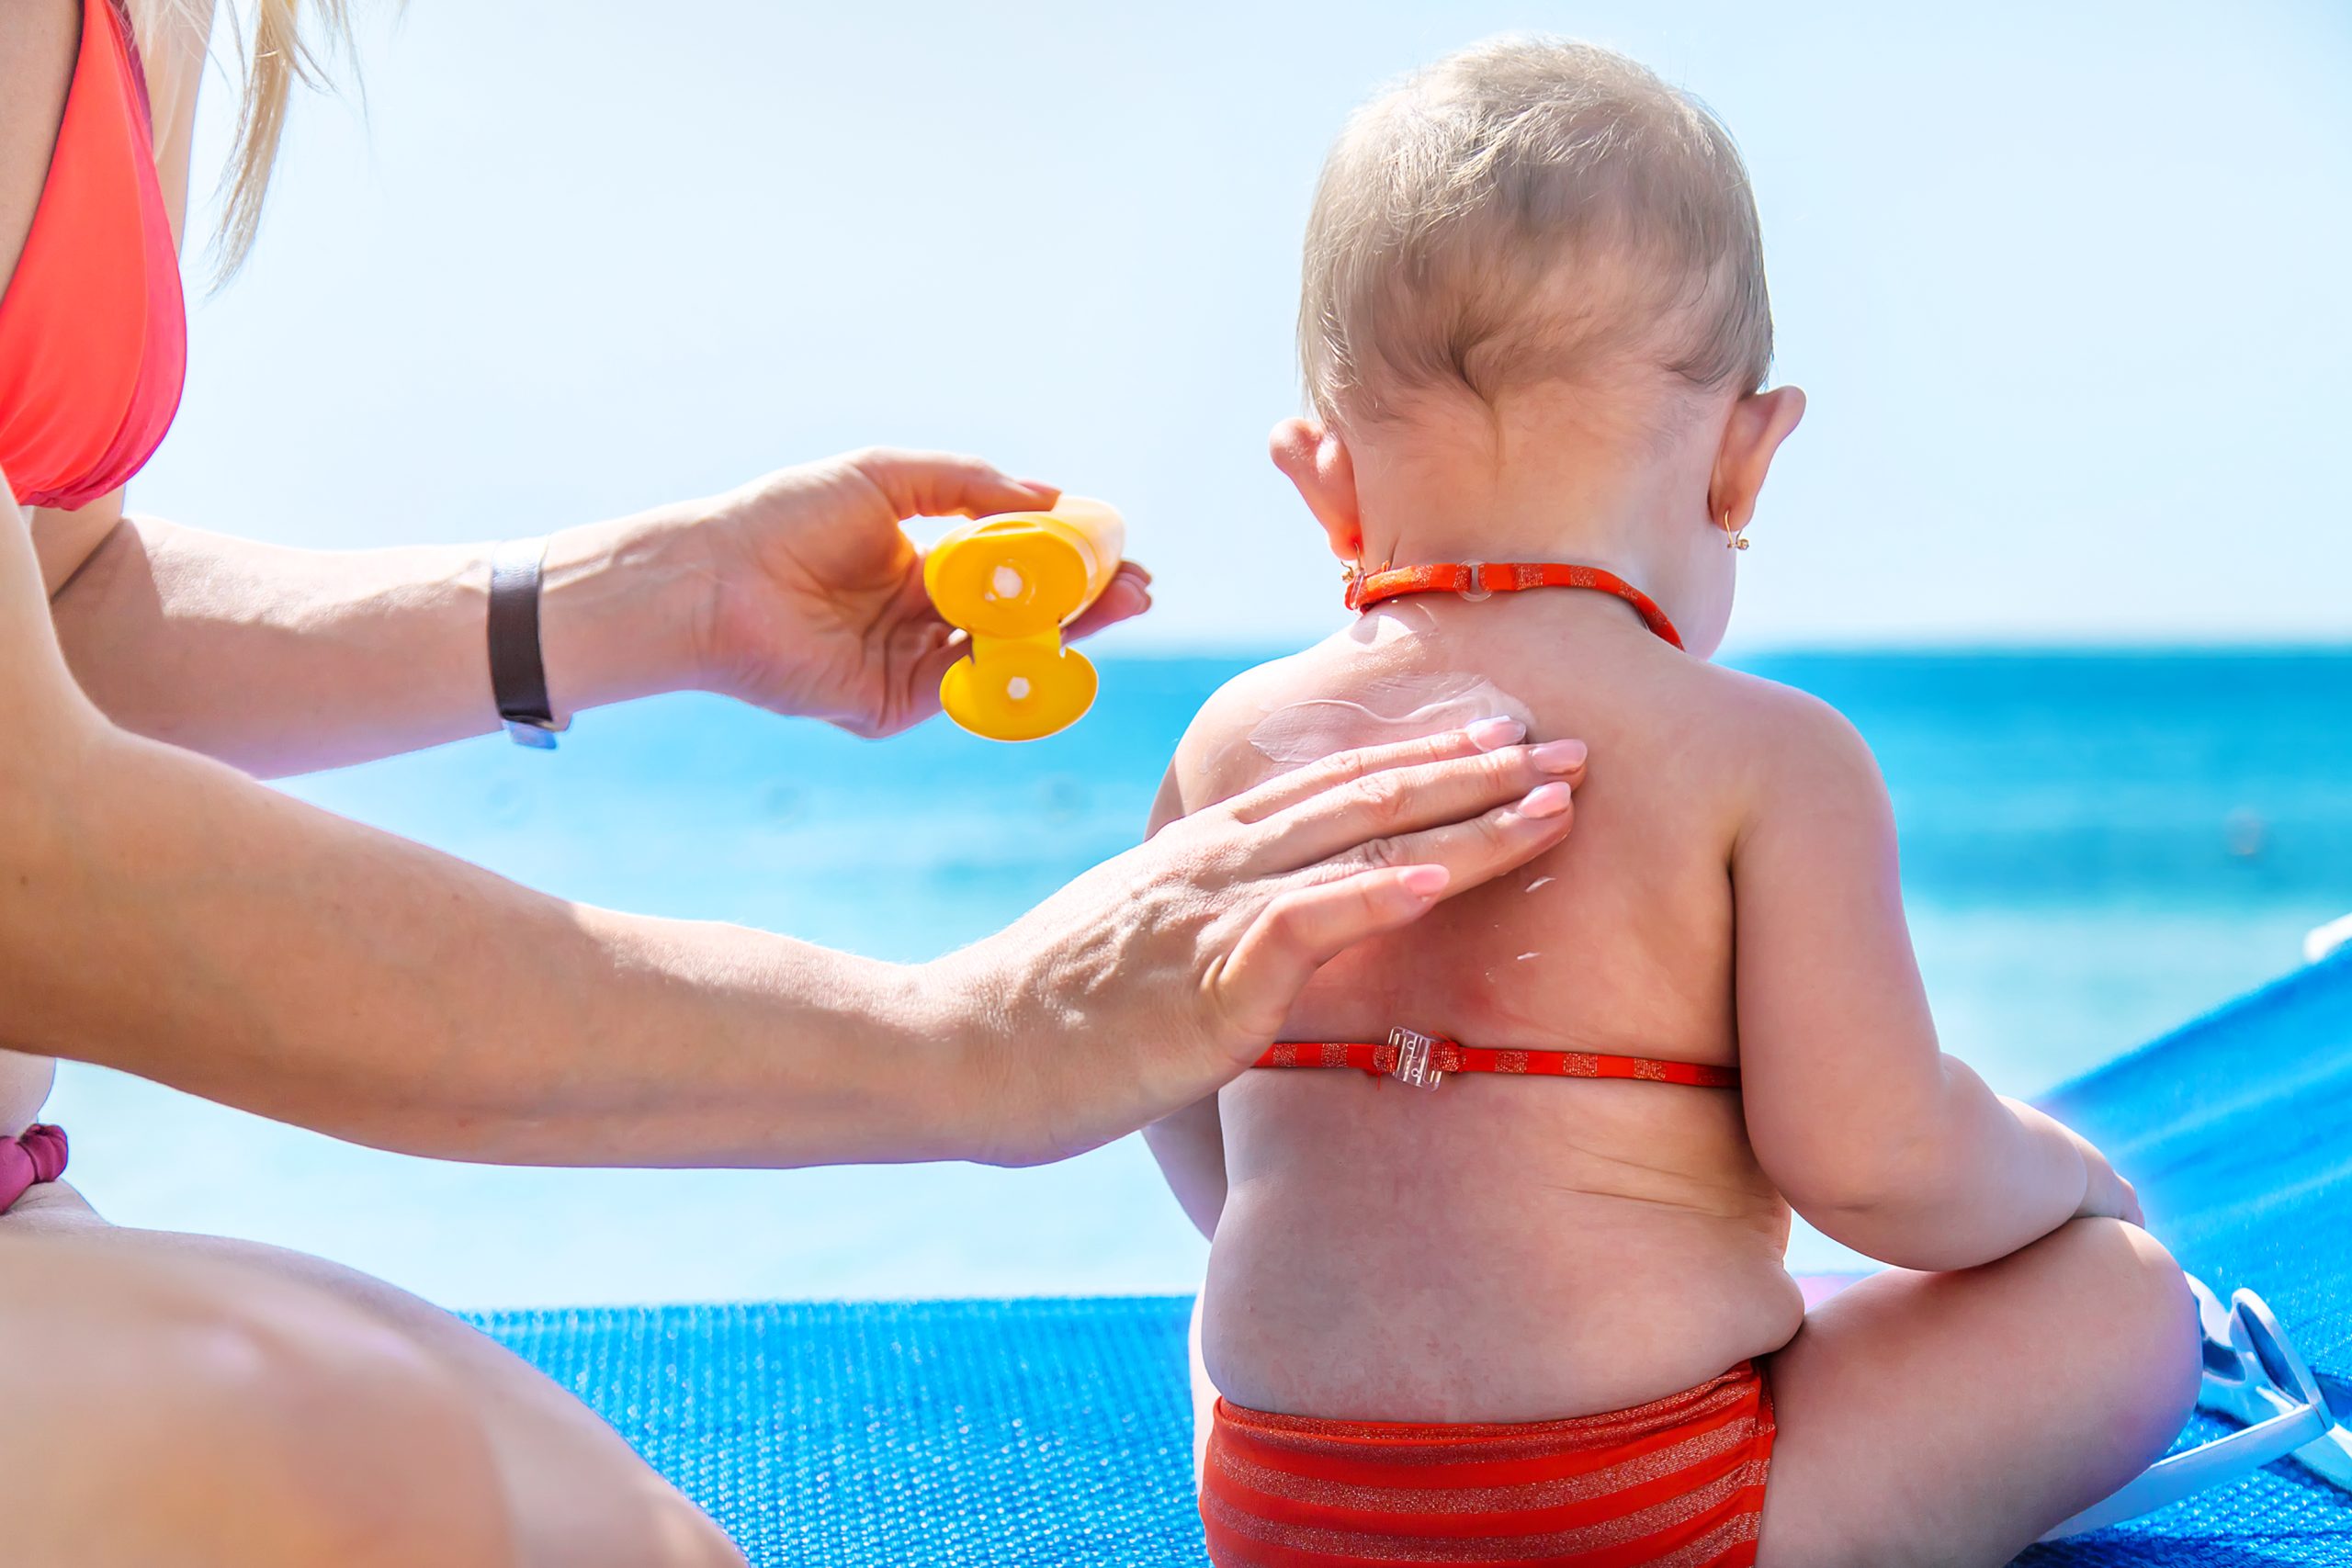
[1455,560,1491,603]
[1388,1026,1446,1089]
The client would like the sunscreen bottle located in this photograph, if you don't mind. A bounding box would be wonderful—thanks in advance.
[923,496,1126,741]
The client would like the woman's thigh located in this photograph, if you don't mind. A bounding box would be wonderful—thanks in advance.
[0,1185,743,1568]
[1758,1217,2201,1568]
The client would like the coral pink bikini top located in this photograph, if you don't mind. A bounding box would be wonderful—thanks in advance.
[0,0,187,510]
[1250,558,1740,1091]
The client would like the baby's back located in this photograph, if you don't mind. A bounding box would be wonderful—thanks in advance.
[1180,600,1804,1422]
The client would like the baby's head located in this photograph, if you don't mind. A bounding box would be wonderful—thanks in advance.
[1274,36,1804,654]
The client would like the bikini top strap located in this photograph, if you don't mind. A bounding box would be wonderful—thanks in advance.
[1343,560,1683,649]
[1254,1033,1738,1090]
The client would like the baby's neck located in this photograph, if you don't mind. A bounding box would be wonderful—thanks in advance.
[1346,394,1721,604]
[1358,451,1686,581]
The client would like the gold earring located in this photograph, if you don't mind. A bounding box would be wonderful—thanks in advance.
[1724,511,1749,551]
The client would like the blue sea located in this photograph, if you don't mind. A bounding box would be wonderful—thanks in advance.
[44,650,2352,1306]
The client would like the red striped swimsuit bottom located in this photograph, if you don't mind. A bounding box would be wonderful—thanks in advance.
[1203,1364,1774,1568]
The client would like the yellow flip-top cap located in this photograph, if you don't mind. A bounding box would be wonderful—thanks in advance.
[937,636,1102,742]
[924,497,1125,742]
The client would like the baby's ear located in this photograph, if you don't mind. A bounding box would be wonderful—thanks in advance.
[1269,417,1363,561]
[1710,386,1805,537]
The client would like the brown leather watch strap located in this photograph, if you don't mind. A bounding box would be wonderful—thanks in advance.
[489,538,566,748]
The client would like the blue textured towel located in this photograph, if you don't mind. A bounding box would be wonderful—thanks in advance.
[2047,949,2352,1411]
[467,952,2352,1566]
[2015,946,2352,1565]
[469,1295,1203,1566]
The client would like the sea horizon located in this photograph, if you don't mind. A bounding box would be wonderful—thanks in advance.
[39,644,2352,1308]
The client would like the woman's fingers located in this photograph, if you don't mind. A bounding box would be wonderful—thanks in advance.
[1220,719,1538,822]
[1331,776,1576,892]
[1237,735,1588,874]
[1066,562,1155,641]
[1202,784,1574,1041]
[1215,866,1454,1035]
[842,447,1059,521]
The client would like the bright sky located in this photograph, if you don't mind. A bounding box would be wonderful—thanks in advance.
[140,0,2351,652]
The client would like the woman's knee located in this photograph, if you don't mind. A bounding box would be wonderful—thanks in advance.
[208,1290,514,1567]
[7,1256,512,1568]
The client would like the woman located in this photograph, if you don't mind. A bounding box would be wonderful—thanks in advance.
[0,2,1592,1562]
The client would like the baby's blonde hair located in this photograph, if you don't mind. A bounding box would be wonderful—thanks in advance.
[1300,35,1772,423]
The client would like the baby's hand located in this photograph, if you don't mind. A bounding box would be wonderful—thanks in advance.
[2072,1134,2145,1227]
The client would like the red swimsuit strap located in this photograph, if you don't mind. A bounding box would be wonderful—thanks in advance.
[0,1123,68,1213]
[1254,1039,1737,1089]
[1344,561,1682,649]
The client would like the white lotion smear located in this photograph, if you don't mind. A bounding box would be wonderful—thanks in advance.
[1246,671,1534,766]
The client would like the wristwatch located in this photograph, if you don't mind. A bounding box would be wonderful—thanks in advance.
[488,537,569,749]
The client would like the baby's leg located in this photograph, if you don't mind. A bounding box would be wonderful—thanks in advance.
[1758,1217,2199,1568]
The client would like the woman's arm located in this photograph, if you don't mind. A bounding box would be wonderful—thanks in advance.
[48,506,714,776]
[6,483,1585,1166]
[43,452,1152,776]
[1732,690,2139,1272]
[22,5,1122,776]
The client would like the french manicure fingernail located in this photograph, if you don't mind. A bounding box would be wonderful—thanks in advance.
[1467,716,1527,750]
[1532,739,1588,773]
[1520,782,1575,818]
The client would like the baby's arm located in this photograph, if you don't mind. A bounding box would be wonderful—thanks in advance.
[1147,1093,1227,1239]
[1138,762,1228,1239]
[1733,692,2140,1272]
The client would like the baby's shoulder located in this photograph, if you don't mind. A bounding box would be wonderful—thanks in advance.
[1668,660,1886,817]
[1679,660,1861,744]
[1168,651,1319,814]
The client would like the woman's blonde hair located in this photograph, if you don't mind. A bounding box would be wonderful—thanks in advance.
[211,0,361,278]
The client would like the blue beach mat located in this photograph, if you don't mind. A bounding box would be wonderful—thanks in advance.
[467,950,2352,1566]
[469,1295,1203,1565]
[2018,945,2352,1566]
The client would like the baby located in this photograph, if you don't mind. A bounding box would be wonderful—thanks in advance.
[1145,37,2199,1568]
